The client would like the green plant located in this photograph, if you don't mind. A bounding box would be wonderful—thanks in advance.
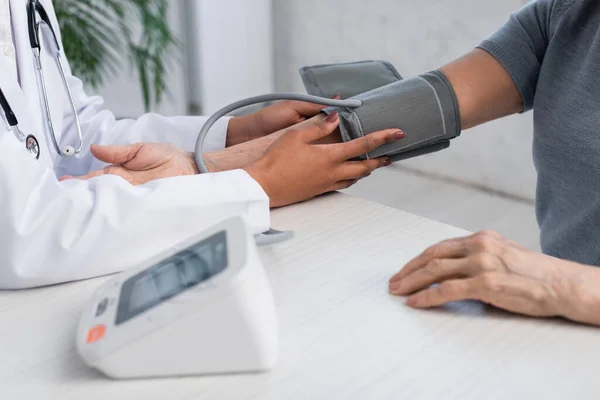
[54,0,179,111]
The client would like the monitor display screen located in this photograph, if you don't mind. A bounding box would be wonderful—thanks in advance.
[115,230,228,325]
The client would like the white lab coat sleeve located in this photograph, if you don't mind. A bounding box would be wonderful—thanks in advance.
[55,72,231,177]
[0,133,270,290]
[42,0,231,177]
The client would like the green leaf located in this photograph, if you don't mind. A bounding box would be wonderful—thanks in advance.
[54,0,179,112]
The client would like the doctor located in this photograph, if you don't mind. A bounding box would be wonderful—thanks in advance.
[0,0,402,289]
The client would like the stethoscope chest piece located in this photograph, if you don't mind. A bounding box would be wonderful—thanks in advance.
[25,134,40,159]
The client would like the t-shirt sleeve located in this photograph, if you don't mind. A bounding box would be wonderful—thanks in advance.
[477,0,572,112]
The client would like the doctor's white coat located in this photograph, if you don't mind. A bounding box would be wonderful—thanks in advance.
[0,0,270,289]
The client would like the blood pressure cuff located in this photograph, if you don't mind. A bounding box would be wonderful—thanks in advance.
[299,60,402,99]
[299,61,461,160]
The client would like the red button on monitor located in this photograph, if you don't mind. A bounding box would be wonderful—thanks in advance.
[87,325,106,343]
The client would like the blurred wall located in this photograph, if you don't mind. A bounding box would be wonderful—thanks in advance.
[272,0,536,201]
[95,0,274,118]
[185,0,274,115]
[91,0,187,118]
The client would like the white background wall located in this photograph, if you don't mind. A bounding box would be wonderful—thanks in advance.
[92,0,274,117]
[272,0,536,201]
[91,0,187,118]
[185,0,274,115]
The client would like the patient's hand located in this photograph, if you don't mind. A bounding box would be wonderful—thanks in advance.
[59,143,198,185]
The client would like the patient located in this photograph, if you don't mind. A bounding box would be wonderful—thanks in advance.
[382,0,600,327]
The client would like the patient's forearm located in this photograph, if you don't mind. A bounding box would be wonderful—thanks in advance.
[204,135,277,173]
[314,49,524,161]
[204,127,342,173]
[440,49,523,130]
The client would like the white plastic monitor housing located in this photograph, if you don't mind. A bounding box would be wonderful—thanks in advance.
[76,216,278,379]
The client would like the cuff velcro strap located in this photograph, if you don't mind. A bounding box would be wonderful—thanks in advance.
[299,60,402,99]
[322,69,461,160]
[389,140,451,162]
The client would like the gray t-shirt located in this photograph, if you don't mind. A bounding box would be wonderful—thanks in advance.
[477,0,600,265]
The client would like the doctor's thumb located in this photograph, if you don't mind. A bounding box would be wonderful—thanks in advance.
[90,143,140,164]
[300,111,340,143]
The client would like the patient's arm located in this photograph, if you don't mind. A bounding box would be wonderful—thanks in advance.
[205,134,277,173]
[440,49,523,130]
[204,125,343,172]
[309,49,523,162]
[210,48,524,172]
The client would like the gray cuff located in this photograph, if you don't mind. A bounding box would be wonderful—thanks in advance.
[299,60,402,99]
[389,140,451,162]
[324,70,461,160]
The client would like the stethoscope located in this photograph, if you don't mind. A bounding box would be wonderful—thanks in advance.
[0,0,83,160]
[0,86,40,158]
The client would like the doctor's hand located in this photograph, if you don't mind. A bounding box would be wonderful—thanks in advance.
[226,97,342,147]
[59,143,198,185]
[243,111,404,208]
[388,230,600,326]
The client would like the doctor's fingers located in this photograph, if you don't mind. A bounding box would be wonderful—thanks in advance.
[336,158,391,181]
[295,112,341,142]
[276,94,341,118]
[279,98,334,118]
[334,129,406,161]
[331,179,360,191]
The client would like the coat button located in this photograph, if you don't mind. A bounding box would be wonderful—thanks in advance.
[3,46,14,58]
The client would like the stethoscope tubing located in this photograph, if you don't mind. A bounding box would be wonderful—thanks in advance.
[0,1,84,159]
[27,0,83,157]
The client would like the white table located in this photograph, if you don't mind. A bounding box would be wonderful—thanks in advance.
[2,193,599,400]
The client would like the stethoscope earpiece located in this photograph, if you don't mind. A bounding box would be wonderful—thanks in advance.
[62,145,75,156]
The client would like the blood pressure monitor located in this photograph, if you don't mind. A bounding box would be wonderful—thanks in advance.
[76,217,278,379]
